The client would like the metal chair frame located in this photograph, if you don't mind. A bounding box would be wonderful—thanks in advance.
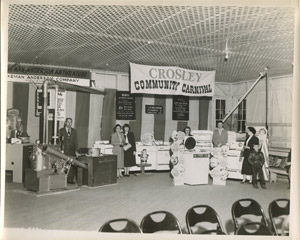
[140,210,182,234]
[185,205,226,235]
[268,199,290,236]
[99,218,142,233]
[231,198,269,232]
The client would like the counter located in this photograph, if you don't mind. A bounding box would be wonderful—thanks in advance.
[94,143,171,172]
[6,143,34,183]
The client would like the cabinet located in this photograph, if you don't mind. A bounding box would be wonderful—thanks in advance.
[6,144,33,183]
[77,155,117,187]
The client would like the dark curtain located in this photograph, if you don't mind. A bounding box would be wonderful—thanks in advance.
[129,94,143,141]
[177,122,188,132]
[198,98,210,130]
[153,95,166,141]
[75,92,90,148]
[101,89,116,141]
[13,83,29,132]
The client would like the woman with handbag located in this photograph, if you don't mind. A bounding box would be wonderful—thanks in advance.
[122,124,137,177]
[240,126,259,184]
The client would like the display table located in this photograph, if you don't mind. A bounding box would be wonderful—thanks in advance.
[77,155,117,187]
[183,151,210,185]
[136,163,152,174]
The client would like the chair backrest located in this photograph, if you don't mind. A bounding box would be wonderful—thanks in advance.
[231,198,268,232]
[268,199,290,235]
[140,210,182,234]
[236,222,273,235]
[186,205,226,235]
[99,218,142,233]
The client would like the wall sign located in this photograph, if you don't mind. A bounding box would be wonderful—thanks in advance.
[116,91,136,120]
[145,105,163,114]
[172,95,189,120]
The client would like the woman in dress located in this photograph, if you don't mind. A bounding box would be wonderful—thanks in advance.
[241,126,259,184]
[122,124,136,176]
[111,124,125,178]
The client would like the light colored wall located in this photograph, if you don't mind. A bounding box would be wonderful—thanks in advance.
[230,75,293,148]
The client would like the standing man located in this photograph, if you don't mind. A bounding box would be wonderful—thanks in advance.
[212,121,228,147]
[59,117,79,184]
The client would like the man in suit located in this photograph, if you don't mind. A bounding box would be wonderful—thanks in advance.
[59,117,79,184]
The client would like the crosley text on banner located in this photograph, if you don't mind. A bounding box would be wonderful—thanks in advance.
[130,63,215,97]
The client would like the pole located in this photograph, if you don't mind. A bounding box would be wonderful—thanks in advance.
[53,85,58,145]
[42,145,88,169]
[265,68,268,130]
[222,68,268,123]
[42,81,48,144]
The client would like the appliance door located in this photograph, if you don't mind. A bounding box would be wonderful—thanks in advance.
[156,148,170,171]
[183,152,209,185]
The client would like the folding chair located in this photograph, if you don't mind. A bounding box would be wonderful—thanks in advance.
[99,218,142,233]
[186,205,226,234]
[140,210,182,234]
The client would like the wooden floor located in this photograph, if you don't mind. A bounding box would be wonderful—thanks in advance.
[4,172,289,235]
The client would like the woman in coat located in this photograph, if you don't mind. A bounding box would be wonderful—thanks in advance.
[241,126,259,184]
[111,124,126,178]
[122,124,137,176]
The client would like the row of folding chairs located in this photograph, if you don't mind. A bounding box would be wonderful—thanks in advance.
[232,198,290,236]
[98,198,289,235]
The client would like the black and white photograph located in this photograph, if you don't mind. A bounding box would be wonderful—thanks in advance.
[1,0,299,239]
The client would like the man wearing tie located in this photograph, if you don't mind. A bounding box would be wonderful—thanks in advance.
[59,117,79,184]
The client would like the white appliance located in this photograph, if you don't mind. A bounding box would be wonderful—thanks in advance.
[191,130,213,151]
[183,151,210,185]
[93,141,113,155]
[226,147,243,180]
[156,145,171,171]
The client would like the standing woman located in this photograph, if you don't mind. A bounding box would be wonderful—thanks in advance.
[122,124,137,176]
[111,124,125,178]
[241,127,259,184]
[183,126,193,136]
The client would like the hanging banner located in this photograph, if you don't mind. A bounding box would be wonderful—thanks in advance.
[130,63,215,97]
[7,74,90,86]
[57,88,66,121]
[7,63,90,86]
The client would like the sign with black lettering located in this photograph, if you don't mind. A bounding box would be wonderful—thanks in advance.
[116,91,135,120]
[172,95,189,120]
[130,63,215,97]
[145,105,163,114]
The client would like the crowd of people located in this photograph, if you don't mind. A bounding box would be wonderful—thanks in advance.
[59,117,267,189]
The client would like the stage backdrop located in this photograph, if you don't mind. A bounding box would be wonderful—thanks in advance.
[130,63,215,97]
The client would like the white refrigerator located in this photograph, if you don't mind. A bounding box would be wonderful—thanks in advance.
[183,151,210,185]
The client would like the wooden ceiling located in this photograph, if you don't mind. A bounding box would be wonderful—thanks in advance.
[7,3,295,82]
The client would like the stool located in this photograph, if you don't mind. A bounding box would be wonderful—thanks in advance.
[136,163,152,175]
